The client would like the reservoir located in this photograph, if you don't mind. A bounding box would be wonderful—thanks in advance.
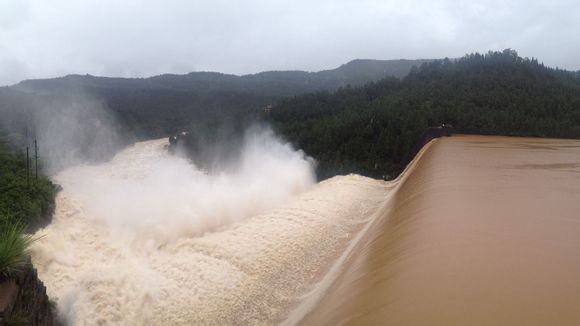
[302,135,580,325]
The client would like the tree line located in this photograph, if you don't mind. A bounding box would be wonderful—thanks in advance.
[0,130,55,279]
[265,49,580,179]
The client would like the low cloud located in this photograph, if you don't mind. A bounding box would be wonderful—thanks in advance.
[0,0,578,85]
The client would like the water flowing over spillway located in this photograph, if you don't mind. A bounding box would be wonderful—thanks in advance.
[30,135,580,324]
[301,135,580,325]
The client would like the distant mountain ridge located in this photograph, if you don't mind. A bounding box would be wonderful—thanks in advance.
[14,59,432,96]
[0,58,431,143]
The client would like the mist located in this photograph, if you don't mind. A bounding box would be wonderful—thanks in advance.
[60,127,316,244]
[34,96,123,175]
[28,124,319,322]
[0,90,125,175]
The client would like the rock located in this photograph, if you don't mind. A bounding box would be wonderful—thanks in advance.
[0,265,57,325]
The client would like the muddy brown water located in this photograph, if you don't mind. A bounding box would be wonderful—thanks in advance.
[301,135,580,325]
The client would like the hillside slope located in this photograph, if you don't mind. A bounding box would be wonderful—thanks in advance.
[268,49,580,179]
[0,59,429,151]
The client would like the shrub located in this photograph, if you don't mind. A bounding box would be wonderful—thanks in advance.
[0,221,36,278]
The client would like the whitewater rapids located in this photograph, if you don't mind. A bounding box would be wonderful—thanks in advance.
[29,136,393,324]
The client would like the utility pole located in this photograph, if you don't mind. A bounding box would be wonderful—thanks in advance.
[34,139,38,180]
[26,146,30,189]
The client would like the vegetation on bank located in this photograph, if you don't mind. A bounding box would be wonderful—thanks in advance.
[265,49,580,179]
[0,132,55,278]
[0,222,36,279]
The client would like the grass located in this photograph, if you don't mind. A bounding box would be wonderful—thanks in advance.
[0,221,36,279]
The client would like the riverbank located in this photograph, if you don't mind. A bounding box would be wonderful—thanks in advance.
[0,134,57,325]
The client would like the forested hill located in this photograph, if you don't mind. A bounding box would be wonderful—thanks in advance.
[268,49,580,179]
[14,59,430,96]
[1,59,429,141]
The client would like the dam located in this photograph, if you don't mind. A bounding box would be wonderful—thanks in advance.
[30,135,580,324]
[300,135,580,325]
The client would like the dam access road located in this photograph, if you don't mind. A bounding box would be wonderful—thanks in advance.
[30,135,580,325]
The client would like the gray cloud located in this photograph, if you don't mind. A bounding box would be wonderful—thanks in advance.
[0,0,578,85]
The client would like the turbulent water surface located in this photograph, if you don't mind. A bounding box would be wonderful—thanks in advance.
[30,135,390,324]
[30,135,580,325]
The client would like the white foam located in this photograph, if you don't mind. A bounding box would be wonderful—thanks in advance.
[30,133,390,324]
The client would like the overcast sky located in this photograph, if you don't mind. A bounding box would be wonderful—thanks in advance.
[0,0,578,86]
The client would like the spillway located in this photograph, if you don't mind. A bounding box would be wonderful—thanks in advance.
[30,135,580,324]
[300,135,580,325]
